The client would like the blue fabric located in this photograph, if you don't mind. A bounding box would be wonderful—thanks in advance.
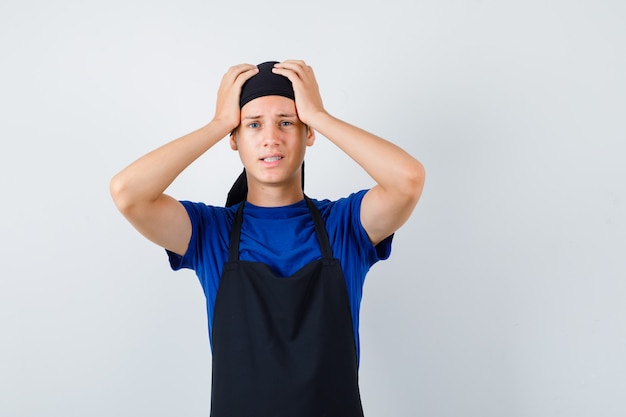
[167,189,393,362]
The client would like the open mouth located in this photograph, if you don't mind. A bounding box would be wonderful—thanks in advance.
[262,156,283,162]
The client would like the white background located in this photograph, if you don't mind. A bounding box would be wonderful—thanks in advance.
[1,0,625,416]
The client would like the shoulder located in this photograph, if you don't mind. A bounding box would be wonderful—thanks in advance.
[178,200,238,245]
[179,200,237,223]
[310,190,369,237]
[311,189,368,215]
[169,201,235,270]
[313,190,393,261]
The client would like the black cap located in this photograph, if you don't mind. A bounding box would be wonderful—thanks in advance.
[239,61,295,108]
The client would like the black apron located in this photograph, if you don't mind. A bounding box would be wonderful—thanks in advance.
[210,196,364,417]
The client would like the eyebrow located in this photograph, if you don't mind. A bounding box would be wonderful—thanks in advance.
[242,113,298,120]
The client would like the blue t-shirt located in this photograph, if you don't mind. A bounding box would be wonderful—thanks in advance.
[168,189,392,361]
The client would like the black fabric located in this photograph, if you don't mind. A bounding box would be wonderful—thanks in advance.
[239,61,295,109]
[225,169,247,208]
[210,196,364,417]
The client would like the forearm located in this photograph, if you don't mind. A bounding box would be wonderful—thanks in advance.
[309,112,424,193]
[110,119,231,210]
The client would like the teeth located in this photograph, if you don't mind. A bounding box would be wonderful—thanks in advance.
[263,156,282,162]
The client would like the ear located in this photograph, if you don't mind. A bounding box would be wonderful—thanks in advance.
[305,125,316,147]
[229,131,238,150]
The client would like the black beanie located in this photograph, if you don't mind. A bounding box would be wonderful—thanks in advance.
[239,61,295,108]
[226,61,303,207]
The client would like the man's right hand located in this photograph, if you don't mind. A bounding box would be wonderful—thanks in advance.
[213,63,259,131]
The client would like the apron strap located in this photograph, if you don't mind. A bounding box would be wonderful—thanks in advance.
[304,195,334,259]
[227,196,334,262]
[227,202,245,263]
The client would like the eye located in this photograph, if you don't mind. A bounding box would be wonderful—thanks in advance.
[280,121,293,127]
[247,122,260,129]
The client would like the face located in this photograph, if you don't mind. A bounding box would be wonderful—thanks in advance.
[230,95,315,192]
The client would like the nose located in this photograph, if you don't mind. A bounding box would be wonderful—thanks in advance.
[262,124,281,147]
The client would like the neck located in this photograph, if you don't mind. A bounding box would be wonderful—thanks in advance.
[246,180,304,207]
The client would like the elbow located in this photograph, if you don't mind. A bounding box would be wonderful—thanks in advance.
[109,173,134,214]
[404,159,426,203]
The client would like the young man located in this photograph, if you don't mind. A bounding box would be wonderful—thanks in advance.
[110,60,425,416]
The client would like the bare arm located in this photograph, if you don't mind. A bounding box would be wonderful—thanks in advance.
[109,64,259,255]
[273,61,425,246]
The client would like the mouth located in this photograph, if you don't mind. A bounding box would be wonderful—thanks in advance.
[261,155,283,162]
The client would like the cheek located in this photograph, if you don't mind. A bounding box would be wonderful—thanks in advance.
[233,141,257,164]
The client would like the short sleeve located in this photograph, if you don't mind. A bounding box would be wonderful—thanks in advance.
[166,201,203,271]
[164,201,233,288]
[321,189,393,270]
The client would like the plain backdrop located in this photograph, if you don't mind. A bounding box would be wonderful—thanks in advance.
[1,0,625,416]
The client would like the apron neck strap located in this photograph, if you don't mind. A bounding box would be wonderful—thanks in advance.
[228,202,245,262]
[228,195,334,262]
[304,195,333,259]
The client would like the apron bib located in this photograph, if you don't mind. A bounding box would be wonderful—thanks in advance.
[210,196,364,417]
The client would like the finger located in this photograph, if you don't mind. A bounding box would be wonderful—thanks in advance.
[226,63,256,75]
[234,66,259,87]
[275,59,307,68]
[274,60,310,75]
[271,65,299,82]
[275,64,316,85]
[223,64,258,84]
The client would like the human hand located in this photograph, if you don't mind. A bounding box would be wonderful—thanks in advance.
[272,60,327,127]
[213,63,259,131]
